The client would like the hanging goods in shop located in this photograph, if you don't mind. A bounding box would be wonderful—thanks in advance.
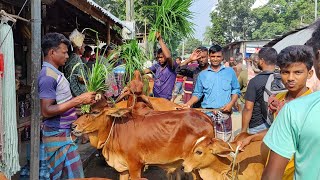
[0,52,3,172]
[0,16,20,177]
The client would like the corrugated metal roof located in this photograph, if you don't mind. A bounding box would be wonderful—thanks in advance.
[272,27,314,52]
[84,0,133,33]
[265,20,320,52]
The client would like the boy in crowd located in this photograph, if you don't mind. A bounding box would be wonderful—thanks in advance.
[261,30,320,179]
[171,57,184,102]
[238,45,314,179]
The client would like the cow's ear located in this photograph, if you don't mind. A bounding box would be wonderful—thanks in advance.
[210,138,233,157]
[106,108,131,117]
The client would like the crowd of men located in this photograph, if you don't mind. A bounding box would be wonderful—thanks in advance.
[36,22,320,179]
[142,31,320,179]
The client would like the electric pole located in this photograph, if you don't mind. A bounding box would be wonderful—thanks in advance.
[316,0,318,21]
[126,0,134,21]
[182,40,185,60]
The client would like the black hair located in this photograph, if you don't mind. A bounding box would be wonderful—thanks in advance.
[209,44,222,54]
[41,33,70,57]
[176,57,182,61]
[94,47,100,52]
[306,19,320,54]
[157,48,163,55]
[84,45,93,52]
[277,45,314,70]
[258,47,277,65]
[197,46,208,52]
[100,45,114,56]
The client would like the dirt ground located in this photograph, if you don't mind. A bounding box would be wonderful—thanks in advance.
[84,151,193,180]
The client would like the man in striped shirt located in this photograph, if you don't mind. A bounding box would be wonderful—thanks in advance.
[39,33,96,179]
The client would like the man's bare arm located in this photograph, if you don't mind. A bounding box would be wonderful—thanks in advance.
[262,150,289,180]
[41,92,96,118]
[182,96,199,108]
[241,100,254,132]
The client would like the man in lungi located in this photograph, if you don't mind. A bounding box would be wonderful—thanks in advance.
[182,44,240,142]
[39,33,96,179]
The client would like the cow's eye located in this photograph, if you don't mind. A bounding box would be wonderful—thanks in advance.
[195,150,202,155]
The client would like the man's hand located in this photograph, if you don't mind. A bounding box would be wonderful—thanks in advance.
[268,95,285,114]
[189,49,202,61]
[222,103,233,113]
[78,76,85,84]
[77,92,96,105]
[237,136,253,151]
[181,104,191,109]
[156,32,161,40]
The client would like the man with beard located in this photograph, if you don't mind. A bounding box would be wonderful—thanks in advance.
[241,47,278,134]
[175,46,209,107]
[182,44,240,142]
[144,32,177,100]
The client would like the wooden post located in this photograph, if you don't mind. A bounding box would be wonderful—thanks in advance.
[107,21,110,45]
[30,0,41,179]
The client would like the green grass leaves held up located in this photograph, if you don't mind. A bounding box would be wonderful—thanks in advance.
[148,0,195,45]
[119,40,148,87]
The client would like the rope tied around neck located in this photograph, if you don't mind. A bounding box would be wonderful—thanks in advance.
[225,143,241,180]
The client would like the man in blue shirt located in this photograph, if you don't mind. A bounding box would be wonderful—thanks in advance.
[183,44,240,141]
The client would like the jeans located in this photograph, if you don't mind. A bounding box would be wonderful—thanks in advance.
[248,122,270,134]
[172,82,183,96]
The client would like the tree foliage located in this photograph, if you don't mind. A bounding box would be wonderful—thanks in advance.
[177,37,202,55]
[205,0,319,44]
[94,0,162,33]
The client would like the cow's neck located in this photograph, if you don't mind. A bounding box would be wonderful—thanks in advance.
[212,156,233,173]
[87,131,99,147]
[96,118,115,149]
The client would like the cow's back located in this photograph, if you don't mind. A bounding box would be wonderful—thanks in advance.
[108,109,214,168]
[115,97,180,111]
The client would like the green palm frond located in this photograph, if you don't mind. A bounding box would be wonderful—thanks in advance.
[148,0,195,44]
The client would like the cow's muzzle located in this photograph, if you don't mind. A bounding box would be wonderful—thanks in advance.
[181,163,193,173]
[71,124,82,137]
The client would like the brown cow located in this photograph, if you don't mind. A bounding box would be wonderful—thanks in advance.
[72,106,214,180]
[0,173,7,180]
[182,133,268,180]
[69,178,112,180]
[90,92,181,113]
[115,97,181,111]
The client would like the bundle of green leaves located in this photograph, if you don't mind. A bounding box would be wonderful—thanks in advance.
[119,40,148,89]
[71,28,116,113]
[148,0,195,45]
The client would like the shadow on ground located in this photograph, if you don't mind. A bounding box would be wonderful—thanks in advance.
[84,151,193,180]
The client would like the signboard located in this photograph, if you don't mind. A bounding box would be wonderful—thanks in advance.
[246,47,261,53]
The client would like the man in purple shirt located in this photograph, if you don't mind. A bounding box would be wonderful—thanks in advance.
[144,32,177,100]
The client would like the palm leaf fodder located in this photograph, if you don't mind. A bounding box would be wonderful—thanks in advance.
[119,40,148,88]
[72,28,115,113]
[148,0,195,45]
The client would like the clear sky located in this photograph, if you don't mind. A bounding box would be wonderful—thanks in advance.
[190,0,217,41]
